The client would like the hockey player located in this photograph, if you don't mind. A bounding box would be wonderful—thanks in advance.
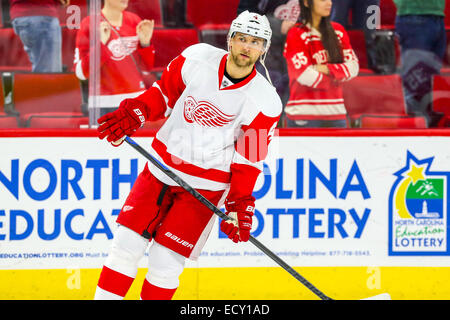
[94,10,282,300]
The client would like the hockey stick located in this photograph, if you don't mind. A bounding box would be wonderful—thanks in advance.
[123,136,332,300]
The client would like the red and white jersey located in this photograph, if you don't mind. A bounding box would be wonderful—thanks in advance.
[74,11,155,107]
[136,43,282,200]
[283,22,359,120]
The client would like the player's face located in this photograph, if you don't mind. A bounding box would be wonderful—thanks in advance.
[229,32,265,68]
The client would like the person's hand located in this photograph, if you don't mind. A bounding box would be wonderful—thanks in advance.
[97,99,149,146]
[220,196,255,243]
[281,20,296,34]
[314,64,330,75]
[59,0,70,7]
[100,21,111,45]
[137,19,154,47]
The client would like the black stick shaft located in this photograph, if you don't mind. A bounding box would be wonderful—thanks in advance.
[124,136,332,300]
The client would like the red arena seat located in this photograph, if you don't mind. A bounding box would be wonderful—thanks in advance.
[446,1,450,27]
[151,28,199,72]
[185,0,239,29]
[0,115,19,128]
[127,0,164,28]
[12,72,83,125]
[379,0,397,29]
[62,27,78,72]
[347,30,371,73]
[26,114,88,128]
[343,74,408,124]
[432,74,450,127]
[0,28,32,72]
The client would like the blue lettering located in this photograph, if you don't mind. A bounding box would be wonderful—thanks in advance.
[328,208,348,238]
[217,207,370,239]
[0,159,19,200]
[61,160,85,200]
[37,209,61,240]
[23,159,57,201]
[309,159,337,199]
[65,209,84,240]
[309,208,325,238]
[86,159,109,200]
[253,163,271,199]
[0,210,5,240]
[275,159,293,199]
[339,161,371,199]
[288,208,306,238]
[112,159,138,200]
[10,210,33,240]
[349,208,371,238]
[251,209,264,238]
[266,208,286,238]
[86,210,113,239]
[296,159,304,199]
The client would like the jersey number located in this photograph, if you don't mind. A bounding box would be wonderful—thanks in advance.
[291,52,308,69]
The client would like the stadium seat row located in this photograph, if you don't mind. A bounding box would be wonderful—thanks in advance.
[0,24,448,74]
[1,72,448,129]
[0,27,200,73]
[1,0,450,72]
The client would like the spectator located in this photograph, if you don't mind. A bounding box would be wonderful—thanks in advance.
[10,0,69,72]
[237,0,299,110]
[283,0,359,128]
[330,0,383,73]
[74,0,155,125]
[394,0,447,126]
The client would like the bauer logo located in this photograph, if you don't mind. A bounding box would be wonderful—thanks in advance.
[389,151,450,256]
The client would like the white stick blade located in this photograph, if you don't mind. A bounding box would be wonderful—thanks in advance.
[361,293,391,300]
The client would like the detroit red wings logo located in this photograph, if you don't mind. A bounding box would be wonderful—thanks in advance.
[183,96,235,127]
[107,36,138,61]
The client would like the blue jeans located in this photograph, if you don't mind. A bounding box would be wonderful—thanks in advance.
[396,15,446,124]
[395,15,447,61]
[12,16,62,72]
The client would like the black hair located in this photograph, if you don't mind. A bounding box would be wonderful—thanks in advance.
[298,0,343,63]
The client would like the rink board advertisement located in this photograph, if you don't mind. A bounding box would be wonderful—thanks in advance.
[1,131,450,270]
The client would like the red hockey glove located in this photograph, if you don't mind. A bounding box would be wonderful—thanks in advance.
[220,196,255,243]
[97,98,149,146]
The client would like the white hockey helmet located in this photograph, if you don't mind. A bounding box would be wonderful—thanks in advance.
[227,10,274,85]
[227,10,272,53]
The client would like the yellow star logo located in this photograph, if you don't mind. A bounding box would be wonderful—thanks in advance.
[407,165,425,184]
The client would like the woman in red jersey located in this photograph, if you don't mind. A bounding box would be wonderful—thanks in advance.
[283,0,359,128]
[74,0,155,123]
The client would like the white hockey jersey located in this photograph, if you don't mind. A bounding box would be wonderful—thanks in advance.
[135,43,282,200]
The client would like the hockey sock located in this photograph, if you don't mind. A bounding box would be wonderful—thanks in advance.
[139,241,185,300]
[95,266,135,299]
[140,278,177,300]
[94,226,149,300]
